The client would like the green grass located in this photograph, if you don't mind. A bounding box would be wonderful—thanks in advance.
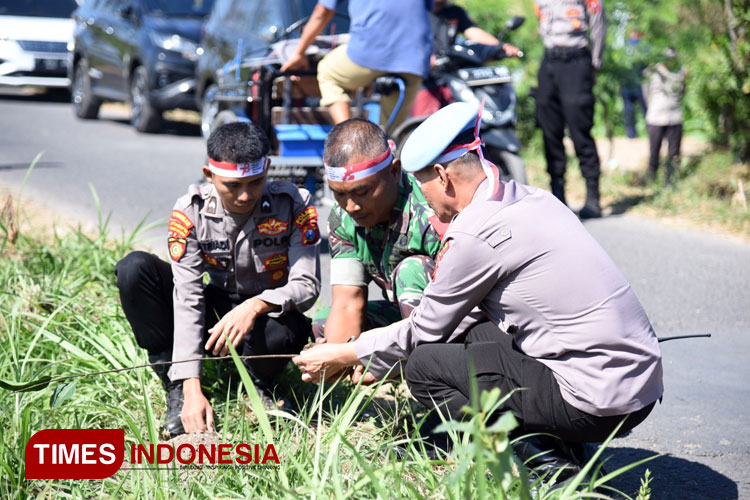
[0,195,656,499]
[522,144,750,239]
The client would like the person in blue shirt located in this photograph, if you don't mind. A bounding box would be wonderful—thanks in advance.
[621,29,649,139]
[280,0,433,129]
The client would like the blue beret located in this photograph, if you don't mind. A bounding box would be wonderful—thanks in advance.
[400,102,479,173]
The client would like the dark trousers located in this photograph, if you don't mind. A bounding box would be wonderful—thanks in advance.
[647,124,682,176]
[621,86,647,139]
[405,321,655,443]
[535,50,601,183]
[114,251,311,386]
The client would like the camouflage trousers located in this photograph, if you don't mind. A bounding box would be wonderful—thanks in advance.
[312,255,435,338]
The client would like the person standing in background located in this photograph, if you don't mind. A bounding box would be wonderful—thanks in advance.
[280,0,433,130]
[533,0,607,219]
[621,28,649,139]
[643,48,687,188]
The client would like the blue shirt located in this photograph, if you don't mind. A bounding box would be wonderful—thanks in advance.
[320,0,433,78]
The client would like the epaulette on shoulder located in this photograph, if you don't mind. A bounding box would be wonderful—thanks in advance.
[174,183,208,210]
[268,180,309,203]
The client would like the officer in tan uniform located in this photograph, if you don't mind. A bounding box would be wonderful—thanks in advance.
[293,103,662,476]
[534,0,607,218]
[116,122,320,437]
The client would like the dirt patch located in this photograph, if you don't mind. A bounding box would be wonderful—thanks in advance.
[592,136,708,172]
[157,431,224,483]
[163,430,224,457]
[0,188,100,244]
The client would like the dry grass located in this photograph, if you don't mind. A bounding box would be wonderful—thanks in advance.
[523,139,750,242]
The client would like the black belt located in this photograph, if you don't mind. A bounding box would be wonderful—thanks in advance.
[544,47,590,61]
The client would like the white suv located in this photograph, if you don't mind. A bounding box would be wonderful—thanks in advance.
[0,0,79,88]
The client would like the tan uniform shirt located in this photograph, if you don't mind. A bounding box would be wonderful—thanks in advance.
[167,181,321,381]
[644,63,686,126]
[535,0,607,69]
[355,180,663,417]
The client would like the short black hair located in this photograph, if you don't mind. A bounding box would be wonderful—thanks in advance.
[323,118,388,168]
[441,128,482,169]
[207,121,270,163]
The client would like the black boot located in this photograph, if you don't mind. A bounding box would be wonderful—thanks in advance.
[393,411,452,460]
[550,177,567,206]
[149,352,185,438]
[579,178,602,219]
[513,435,582,487]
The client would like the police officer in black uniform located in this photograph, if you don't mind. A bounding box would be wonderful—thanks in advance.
[534,0,607,218]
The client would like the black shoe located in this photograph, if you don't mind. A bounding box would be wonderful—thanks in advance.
[550,177,567,206]
[242,378,289,413]
[148,352,186,438]
[579,179,602,219]
[393,430,451,461]
[164,381,186,438]
[513,436,582,486]
[393,412,452,460]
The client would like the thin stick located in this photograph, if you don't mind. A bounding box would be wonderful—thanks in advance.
[657,333,712,343]
[8,354,298,394]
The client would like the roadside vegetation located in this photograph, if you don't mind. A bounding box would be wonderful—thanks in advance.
[522,149,750,238]
[0,194,658,499]
[459,0,750,238]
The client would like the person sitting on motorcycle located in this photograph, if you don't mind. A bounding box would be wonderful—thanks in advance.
[280,0,432,130]
[432,0,520,56]
[412,1,521,116]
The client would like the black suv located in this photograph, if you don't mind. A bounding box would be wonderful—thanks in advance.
[196,0,348,138]
[70,0,213,132]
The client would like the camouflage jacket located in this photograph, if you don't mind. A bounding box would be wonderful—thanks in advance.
[327,173,444,301]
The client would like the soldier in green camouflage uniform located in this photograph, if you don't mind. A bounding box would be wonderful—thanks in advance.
[314,119,446,341]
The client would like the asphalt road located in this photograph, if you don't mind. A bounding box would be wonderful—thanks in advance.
[2,89,749,499]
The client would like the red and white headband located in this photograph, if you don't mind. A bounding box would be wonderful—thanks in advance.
[325,148,393,182]
[432,99,502,200]
[208,157,266,178]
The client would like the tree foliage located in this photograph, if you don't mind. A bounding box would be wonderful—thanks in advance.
[456,0,750,162]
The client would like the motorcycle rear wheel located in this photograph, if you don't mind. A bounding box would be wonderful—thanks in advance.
[487,148,526,184]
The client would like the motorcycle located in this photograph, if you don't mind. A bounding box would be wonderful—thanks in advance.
[392,16,527,183]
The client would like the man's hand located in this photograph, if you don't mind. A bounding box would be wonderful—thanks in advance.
[279,2,333,73]
[310,337,350,382]
[502,43,522,57]
[292,342,360,383]
[181,378,214,433]
[205,300,260,356]
[280,52,309,72]
[351,365,378,385]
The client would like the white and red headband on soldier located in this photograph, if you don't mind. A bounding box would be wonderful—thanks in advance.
[324,148,393,182]
[207,157,267,178]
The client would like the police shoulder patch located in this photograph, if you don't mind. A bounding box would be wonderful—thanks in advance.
[586,0,601,14]
[294,206,318,228]
[170,210,194,231]
[302,222,320,246]
[432,240,451,280]
[168,220,191,238]
[168,236,187,262]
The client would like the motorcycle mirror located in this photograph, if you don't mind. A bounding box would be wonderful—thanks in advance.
[506,16,526,31]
